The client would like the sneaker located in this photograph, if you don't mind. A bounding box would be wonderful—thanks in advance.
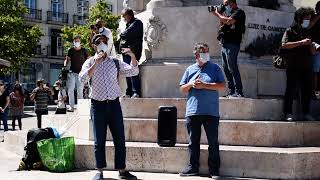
[67,107,74,112]
[118,170,137,180]
[223,91,234,98]
[179,166,199,177]
[285,114,295,121]
[92,172,103,180]
[210,170,220,178]
[304,114,315,121]
[231,92,244,98]
[131,93,140,98]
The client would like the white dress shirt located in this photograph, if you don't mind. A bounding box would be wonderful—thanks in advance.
[79,56,139,101]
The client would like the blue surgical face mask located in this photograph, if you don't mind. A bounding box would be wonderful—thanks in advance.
[225,5,232,15]
[301,20,310,28]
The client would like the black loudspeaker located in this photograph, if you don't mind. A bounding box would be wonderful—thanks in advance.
[157,106,177,147]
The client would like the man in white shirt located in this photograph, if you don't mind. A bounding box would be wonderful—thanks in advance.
[79,33,138,180]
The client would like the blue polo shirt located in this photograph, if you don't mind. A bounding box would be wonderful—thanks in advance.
[179,61,225,117]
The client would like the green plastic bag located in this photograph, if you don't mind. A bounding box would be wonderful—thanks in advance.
[37,137,75,172]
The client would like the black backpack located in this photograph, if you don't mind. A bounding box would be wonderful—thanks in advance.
[19,128,56,170]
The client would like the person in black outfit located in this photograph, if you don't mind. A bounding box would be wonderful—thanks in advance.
[0,80,10,132]
[120,8,143,98]
[282,7,316,121]
[212,0,246,97]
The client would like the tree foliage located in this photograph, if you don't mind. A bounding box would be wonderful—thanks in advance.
[61,0,120,55]
[0,0,42,75]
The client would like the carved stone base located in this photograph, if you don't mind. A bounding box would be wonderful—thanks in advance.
[146,0,183,9]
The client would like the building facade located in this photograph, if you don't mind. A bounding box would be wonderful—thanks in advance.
[20,0,122,91]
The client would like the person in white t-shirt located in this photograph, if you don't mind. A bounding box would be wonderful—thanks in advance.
[53,81,67,114]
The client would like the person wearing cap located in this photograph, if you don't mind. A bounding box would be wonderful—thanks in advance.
[64,35,89,112]
[95,19,116,57]
[53,81,67,114]
[30,79,54,128]
[120,8,143,98]
[79,33,139,180]
[212,0,246,98]
[179,43,225,177]
[0,80,10,132]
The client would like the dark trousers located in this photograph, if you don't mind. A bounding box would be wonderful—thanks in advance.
[91,98,126,169]
[12,116,22,130]
[284,67,312,115]
[123,54,141,96]
[186,115,220,173]
[36,113,42,128]
[221,43,243,94]
[0,109,8,131]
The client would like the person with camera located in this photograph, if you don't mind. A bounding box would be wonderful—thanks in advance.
[94,19,116,57]
[64,35,89,112]
[281,7,317,121]
[79,33,139,180]
[179,43,225,178]
[120,8,143,98]
[211,0,246,98]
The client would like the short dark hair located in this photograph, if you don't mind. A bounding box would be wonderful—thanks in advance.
[294,7,315,25]
[122,8,134,17]
[316,1,320,12]
[194,43,209,53]
[36,79,43,87]
[73,35,80,40]
[228,0,237,4]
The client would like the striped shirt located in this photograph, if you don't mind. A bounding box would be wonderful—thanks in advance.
[79,55,139,101]
[32,88,51,111]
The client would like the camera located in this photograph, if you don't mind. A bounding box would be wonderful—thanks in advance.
[312,42,320,51]
[208,4,225,13]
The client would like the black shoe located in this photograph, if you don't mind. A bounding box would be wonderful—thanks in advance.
[118,170,137,180]
[179,166,199,177]
[92,172,103,180]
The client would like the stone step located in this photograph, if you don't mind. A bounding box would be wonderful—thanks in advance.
[4,132,320,179]
[78,98,285,120]
[34,115,320,147]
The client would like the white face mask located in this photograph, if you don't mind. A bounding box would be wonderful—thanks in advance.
[199,53,210,63]
[97,42,108,53]
[301,20,310,28]
[74,42,81,48]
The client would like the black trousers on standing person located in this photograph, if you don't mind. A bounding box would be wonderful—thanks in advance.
[284,63,313,116]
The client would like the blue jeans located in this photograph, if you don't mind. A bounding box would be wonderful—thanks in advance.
[123,54,141,96]
[0,108,8,131]
[90,98,126,169]
[67,73,84,108]
[221,43,243,94]
[186,115,220,173]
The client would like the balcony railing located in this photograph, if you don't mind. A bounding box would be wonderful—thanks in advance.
[24,8,42,21]
[47,45,64,57]
[47,11,68,24]
[73,15,89,25]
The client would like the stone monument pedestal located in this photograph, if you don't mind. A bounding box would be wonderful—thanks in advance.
[130,4,293,98]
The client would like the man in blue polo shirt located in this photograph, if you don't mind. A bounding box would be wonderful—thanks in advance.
[179,43,225,178]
